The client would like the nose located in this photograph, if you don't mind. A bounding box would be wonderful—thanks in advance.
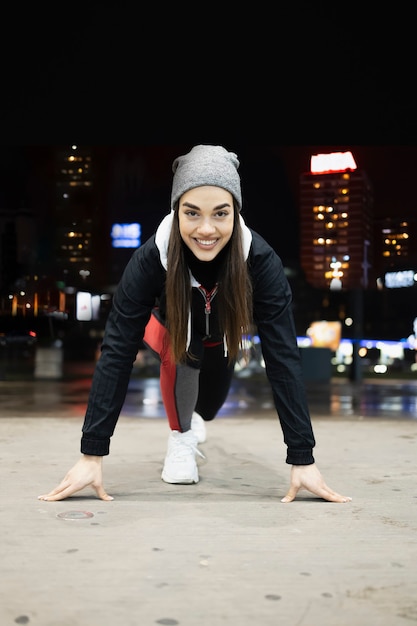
[197,218,216,236]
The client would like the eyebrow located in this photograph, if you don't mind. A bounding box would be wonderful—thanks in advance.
[181,202,232,210]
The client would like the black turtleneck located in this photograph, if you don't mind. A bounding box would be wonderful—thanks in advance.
[183,242,229,290]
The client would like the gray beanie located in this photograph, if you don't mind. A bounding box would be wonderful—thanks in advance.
[171,145,242,211]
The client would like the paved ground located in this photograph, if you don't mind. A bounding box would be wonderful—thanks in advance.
[1,393,417,625]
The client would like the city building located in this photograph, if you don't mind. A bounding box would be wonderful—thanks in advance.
[299,151,374,291]
[374,215,417,279]
[54,145,99,289]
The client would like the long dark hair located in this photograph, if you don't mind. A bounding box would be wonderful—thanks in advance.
[165,201,253,363]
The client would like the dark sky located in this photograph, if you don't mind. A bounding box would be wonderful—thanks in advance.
[1,5,417,148]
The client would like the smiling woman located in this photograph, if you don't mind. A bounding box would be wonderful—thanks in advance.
[38,144,352,505]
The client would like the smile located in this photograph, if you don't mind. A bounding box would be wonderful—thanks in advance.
[195,239,218,246]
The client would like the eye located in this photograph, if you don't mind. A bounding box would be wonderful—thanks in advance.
[215,210,229,218]
[184,209,199,217]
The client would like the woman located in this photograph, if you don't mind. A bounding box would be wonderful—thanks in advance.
[38,145,351,504]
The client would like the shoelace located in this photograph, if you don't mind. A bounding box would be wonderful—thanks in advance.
[193,445,206,460]
[171,438,206,461]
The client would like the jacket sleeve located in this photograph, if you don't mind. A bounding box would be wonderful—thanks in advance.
[81,237,165,455]
[250,232,316,465]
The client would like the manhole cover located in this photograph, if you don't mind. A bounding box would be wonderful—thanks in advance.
[56,510,94,520]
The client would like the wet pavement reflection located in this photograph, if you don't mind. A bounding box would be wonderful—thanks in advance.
[123,375,417,420]
[0,361,416,420]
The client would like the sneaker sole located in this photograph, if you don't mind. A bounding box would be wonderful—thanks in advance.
[161,470,199,484]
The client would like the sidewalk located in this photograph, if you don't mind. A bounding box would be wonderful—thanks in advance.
[1,408,417,625]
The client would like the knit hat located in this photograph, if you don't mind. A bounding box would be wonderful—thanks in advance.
[171,145,242,211]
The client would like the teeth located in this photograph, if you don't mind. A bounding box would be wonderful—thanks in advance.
[197,239,216,245]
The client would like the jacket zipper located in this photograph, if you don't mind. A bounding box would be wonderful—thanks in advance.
[197,284,218,338]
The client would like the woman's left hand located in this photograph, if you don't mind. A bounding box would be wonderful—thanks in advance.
[281,463,352,503]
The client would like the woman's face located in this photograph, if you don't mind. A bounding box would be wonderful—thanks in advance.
[178,186,235,262]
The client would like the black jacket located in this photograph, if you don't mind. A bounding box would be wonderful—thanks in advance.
[81,213,315,465]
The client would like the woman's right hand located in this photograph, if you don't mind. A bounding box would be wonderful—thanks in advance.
[38,455,114,502]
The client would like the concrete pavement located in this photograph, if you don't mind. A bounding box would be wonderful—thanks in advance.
[1,403,417,625]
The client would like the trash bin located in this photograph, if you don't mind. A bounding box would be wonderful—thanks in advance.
[34,343,64,379]
[0,331,37,380]
[299,347,332,383]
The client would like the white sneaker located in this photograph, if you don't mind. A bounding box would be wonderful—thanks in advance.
[161,430,204,484]
[191,412,207,444]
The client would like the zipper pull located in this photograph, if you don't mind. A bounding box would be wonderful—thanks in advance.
[198,284,218,338]
[205,300,211,336]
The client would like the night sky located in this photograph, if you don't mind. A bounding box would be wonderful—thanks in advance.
[2,5,417,149]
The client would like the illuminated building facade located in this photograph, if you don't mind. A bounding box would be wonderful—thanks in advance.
[380,217,412,262]
[299,151,374,291]
[374,215,417,292]
[54,145,97,288]
[374,216,417,272]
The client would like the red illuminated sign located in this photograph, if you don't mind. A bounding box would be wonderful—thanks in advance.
[310,151,357,174]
